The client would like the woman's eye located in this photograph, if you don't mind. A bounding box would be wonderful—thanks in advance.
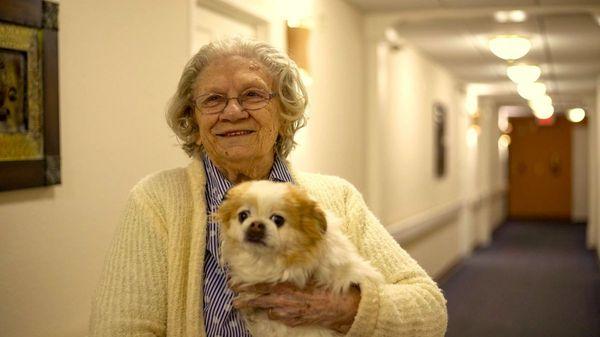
[242,90,267,100]
[203,94,224,105]
[270,214,285,228]
[238,210,250,223]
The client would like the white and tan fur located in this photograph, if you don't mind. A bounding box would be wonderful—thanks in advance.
[218,180,384,337]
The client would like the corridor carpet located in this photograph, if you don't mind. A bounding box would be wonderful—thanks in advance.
[438,221,600,337]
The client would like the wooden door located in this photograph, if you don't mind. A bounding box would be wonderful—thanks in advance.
[508,116,572,219]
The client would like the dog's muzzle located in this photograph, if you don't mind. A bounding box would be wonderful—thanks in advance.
[245,221,266,244]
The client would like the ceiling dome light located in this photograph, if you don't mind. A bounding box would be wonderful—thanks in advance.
[509,10,527,22]
[489,35,531,60]
[567,108,586,123]
[507,64,541,83]
[531,103,554,120]
[517,82,546,100]
[528,95,552,110]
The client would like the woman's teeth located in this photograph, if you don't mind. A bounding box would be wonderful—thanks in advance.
[222,130,252,137]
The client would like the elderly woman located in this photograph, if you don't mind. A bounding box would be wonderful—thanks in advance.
[89,38,447,337]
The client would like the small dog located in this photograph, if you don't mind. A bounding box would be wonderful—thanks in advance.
[217,180,384,337]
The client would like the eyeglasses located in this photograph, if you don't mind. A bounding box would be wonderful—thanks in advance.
[194,89,277,115]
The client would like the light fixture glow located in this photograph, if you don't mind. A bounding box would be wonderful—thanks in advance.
[531,103,554,120]
[385,28,400,43]
[494,10,528,23]
[567,108,586,123]
[507,64,541,83]
[284,0,314,29]
[517,82,546,100]
[489,35,531,60]
[498,134,511,149]
[528,95,553,110]
[509,10,527,22]
[467,125,480,148]
[498,115,509,132]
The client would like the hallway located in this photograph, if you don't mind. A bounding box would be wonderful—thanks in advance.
[1,1,600,336]
[440,221,600,337]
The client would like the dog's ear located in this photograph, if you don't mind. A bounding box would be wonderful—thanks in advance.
[290,185,328,235]
[217,182,252,228]
[307,202,327,234]
[217,189,240,228]
[216,194,236,229]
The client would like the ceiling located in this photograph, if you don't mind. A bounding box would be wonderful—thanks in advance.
[346,0,600,112]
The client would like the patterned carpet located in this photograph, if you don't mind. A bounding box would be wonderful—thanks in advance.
[439,221,600,337]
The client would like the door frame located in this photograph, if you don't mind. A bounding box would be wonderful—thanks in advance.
[189,0,270,56]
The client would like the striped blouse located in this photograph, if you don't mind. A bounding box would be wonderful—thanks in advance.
[202,153,294,337]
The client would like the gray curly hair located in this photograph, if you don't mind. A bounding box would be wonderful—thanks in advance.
[166,37,308,158]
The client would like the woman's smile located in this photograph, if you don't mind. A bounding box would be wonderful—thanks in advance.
[217,130,256,137]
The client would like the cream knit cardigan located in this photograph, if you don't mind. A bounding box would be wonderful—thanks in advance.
[89,158,448,337]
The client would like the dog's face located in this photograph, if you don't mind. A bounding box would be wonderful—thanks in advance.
[218,181,327,266]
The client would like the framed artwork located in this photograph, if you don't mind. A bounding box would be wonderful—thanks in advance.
[0,23,43,160]
[0,0,60,191]
[433,102,447,178]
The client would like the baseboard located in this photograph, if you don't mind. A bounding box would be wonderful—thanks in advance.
[434,255,464,284]
[387,200,462,245]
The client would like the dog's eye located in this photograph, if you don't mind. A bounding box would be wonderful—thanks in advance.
[270,214,285,228]
[238,210,250,223]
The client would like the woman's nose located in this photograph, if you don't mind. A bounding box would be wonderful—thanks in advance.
[219,98,248,121]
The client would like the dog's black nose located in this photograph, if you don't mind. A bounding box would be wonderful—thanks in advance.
[245,221,265,243]
[249,221,265,231]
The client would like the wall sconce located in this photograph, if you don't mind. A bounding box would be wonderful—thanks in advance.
[466,112,481,148]
[498,134,511,149]
[467,124,480,148]
[287,20,312,86]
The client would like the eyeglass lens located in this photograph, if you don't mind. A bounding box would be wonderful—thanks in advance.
[196,89,272,114]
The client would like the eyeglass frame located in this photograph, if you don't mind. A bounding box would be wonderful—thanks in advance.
[193,89,278,115]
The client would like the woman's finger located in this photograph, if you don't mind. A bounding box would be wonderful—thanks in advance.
[234,294,284,309]
[232,281,296,294]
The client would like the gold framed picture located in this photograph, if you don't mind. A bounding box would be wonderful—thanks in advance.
[0,22,44,161]
[0,0,60,191]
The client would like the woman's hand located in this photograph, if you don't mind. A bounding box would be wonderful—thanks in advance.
[232,282,361,334]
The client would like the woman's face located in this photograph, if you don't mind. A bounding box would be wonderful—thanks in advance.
[193,55,280,165]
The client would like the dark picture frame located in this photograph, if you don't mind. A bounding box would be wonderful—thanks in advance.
[433,102,447,178]
[0,0,60,191]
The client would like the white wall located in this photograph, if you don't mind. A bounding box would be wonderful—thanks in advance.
[382,46,461,224]
[572,125,589,222]
[0,1,367,336]
[0,1,191,336]
[591,77,600,252]
[362,17,510,276]
[474,97,506,245]
[288,0,366,191]
[364,43,467,277]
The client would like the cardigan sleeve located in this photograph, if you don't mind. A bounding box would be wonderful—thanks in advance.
[89,186,168,337]
[342,182,448,337]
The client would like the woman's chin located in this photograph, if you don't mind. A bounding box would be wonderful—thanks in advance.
[214,146,269,163]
